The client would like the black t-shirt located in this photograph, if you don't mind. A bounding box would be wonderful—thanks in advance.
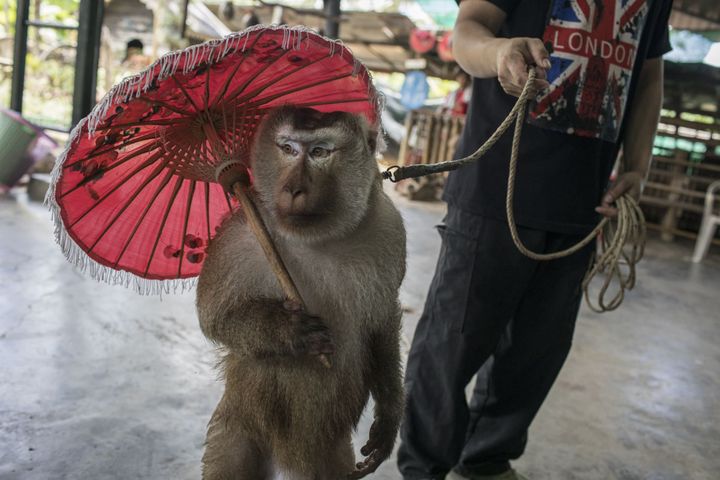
[443,0,673,234]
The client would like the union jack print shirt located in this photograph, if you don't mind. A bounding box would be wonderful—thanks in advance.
[444,0,672,234]
[529,0,652,141]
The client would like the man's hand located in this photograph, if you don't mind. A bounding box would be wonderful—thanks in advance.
[496,38,551,96]
[595,171,644,218]
[453,0,552,93]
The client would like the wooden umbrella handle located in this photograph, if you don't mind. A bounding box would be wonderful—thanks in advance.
[232,182,303,303]
[231,181,331,369]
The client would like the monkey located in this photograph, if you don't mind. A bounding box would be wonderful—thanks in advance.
[196,106,407,480]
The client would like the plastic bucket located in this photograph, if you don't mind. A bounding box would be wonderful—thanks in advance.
[0,109,57,189]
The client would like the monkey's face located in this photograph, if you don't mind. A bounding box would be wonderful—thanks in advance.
[252,108,379,243]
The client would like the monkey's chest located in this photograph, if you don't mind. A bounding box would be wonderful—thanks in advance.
[284,250,392,326]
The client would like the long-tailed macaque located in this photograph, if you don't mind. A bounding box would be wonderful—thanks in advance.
[196,107,407,479]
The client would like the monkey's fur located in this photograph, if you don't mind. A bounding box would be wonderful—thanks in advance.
[196,107,407,480]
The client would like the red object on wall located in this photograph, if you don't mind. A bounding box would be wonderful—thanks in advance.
[437,31,454,62]
[409,29,436,54]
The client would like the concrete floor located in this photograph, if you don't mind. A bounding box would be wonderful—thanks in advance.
[1,187,719,480]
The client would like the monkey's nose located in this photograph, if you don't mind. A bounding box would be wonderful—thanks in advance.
[284,184,305,198]
[279,184,309,212]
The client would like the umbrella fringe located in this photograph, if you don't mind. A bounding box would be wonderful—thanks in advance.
[48,215,197,295]
[45,118,196,296]
[48,24,384,295]
[87,24,383,137]
[51,218,198,296]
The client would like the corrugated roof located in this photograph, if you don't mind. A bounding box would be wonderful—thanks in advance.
[205,3,459,78]
[671,0,720,32]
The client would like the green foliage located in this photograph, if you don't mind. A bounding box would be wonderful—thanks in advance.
[0,6,16,37]
[22,48,75,128]
[1,0,81,36]
[680,112,715,125]
[0,0,80,127]
[43,0,81,12]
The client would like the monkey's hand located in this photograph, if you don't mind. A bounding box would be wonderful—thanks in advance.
[283,300,335,358]
[348,415,397,479]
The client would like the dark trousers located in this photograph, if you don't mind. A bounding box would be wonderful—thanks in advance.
[398,207,594,480]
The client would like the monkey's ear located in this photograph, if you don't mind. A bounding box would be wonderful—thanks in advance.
[367,130,378,154]
[350,112,380,154]
[368,128,388,156]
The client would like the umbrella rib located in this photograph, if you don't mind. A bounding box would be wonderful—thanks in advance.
[137,97,195,117]
[64,132,161,170]
[169,134,203,173]
[177,180,197,277]
[231,105,241,148]
[87,156,172,253]
[290,98,370,109]
[219,101,250,154]
[221,103,232,154]
[197,138,216,167]
[60,141,163,200]
[221,103,229,136]
[172,76,202,114]
[233,106,255,149]
[144,176,185,278]
[63,136,159,173]
[205,182,212,250]
[209,29,268,108]
[209,104,256,156]
[223,52,331,106]
[94,119,183,131]
[67,151,165,229]
[238,72,355,111]
[224,190,234,214]
[219,48,293,106]
[112,167,176,269]
[204,63,212,112]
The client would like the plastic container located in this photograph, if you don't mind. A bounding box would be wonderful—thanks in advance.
[0,109,57,191]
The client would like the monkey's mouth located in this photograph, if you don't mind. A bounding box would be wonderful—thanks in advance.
[277,210,325,228]
[286,212,320,220]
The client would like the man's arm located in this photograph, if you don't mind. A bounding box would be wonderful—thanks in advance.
[452,0,550,96]
[596,57,664,217]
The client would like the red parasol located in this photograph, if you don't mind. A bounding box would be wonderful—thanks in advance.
[48,26,381,294]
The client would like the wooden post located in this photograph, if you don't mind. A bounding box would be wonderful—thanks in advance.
[421,113,433,165]
[324,0,341,39]
[660,150,688,242]
[430,114,442,164]
[438,115,451,162]
[398,111,414,167]
[72,0,104,127]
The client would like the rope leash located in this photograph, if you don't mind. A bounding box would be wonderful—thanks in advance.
[383,69,646,313]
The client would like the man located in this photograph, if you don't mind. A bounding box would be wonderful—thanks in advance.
[398,1,673,479]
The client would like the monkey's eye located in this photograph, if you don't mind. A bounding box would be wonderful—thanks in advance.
[310,146,330,158]
[280,143,294,155]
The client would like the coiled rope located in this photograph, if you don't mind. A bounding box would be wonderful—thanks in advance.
[382,69,646,313]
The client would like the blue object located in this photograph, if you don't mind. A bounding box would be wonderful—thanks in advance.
[400,71,430,110]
